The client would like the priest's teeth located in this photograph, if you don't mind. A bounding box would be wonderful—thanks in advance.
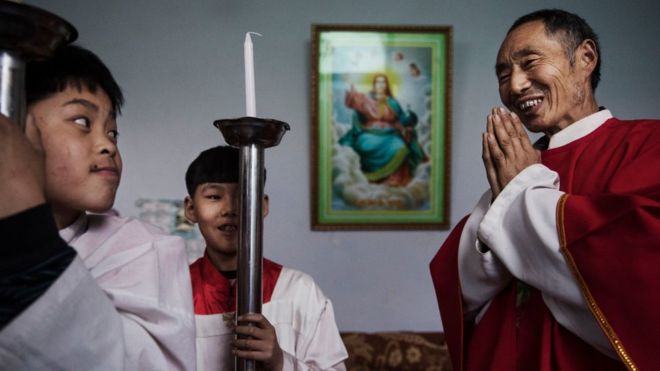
[219,225,237,232]
[519,98,542,111]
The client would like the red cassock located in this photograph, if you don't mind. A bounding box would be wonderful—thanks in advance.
[430,118,660,370]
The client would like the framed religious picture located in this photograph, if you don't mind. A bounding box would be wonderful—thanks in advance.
[311,24,452,230]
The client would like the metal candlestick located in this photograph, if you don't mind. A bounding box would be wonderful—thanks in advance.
[213,117,289,371]
[0,0,76,127]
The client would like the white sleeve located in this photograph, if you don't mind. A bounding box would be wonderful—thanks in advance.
[0,235,196,370]
[106,234,197,370]
[280,299,347,371]
[458,191,513,320]
[1,258,130,370]
[477,164,615,358]
[268,269,347,371]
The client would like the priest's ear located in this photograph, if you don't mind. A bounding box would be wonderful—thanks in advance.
[262,194,270,218]
[184,196,198,223]
[576,38,598,87]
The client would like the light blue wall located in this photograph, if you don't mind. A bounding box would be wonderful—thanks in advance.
[30,0,660,332]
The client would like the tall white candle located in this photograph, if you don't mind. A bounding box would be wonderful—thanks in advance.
[244,32,261,117]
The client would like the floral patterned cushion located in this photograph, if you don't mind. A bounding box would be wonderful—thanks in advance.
[340,332,452,371]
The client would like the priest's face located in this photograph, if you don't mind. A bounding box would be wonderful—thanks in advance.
[185,182,269,271]
[26,86,122,228]
[495,20,594,135]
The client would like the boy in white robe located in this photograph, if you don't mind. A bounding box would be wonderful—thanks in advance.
[0,45,195,370]
[184,146,348,371]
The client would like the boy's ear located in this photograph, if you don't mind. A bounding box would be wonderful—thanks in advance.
[24,113,45,155]
[262,194,269,218]
[183,196,198,223]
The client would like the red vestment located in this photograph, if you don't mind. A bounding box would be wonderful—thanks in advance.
[190,253,282,314]
[431,118,660,370]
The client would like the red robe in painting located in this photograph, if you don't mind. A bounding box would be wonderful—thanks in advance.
[430,117,660,370]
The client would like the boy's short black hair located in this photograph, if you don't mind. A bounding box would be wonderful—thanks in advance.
[186,146,240,196]
[26,44,124,116]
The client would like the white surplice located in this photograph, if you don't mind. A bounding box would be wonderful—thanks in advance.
[457,109,616,358]
[0,213,196,370]
[195,267,348,371]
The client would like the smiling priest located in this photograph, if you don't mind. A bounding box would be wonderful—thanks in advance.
[431,8,660,371]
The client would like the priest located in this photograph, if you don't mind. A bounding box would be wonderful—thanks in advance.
[430,9,660,370]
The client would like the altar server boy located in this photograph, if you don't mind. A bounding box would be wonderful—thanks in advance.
[0,45,195,370]
[185,145,348,370]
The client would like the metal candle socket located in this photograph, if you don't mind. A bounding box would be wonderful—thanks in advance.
[0,0,76,127]
[213,117,289,371]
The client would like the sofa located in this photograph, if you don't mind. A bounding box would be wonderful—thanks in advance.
[340,332,452,371]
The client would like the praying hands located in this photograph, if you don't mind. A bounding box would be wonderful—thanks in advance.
[482,107,541,198]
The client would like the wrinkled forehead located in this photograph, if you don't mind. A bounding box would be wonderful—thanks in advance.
[496,20,562,65]
[500,21,541,50]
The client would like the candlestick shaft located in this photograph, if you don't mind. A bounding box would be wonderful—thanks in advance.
[0,51,25,127]
[0,1,77,128]
[213,117,289,371]
[236,143,264,371]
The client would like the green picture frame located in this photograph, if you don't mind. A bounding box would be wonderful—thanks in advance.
[311,24,452,230]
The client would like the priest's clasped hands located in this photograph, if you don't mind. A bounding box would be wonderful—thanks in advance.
[482,107,541,198]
